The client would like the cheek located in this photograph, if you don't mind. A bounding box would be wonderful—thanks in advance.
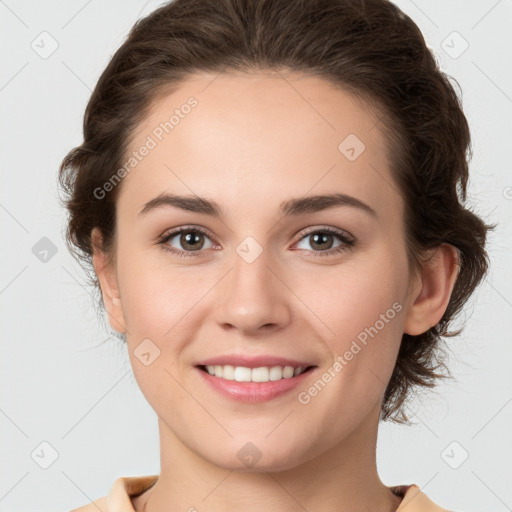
[300,249,407,338]
[297,249,407,396]
[116,244,199,335]
[117,252,200,408]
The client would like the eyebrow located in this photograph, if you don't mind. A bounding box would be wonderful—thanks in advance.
[138,192,378,219]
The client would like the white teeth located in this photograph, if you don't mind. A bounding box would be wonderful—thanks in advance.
[282,366,294,378]
[251,367,269,382]
[234,366,252,382]
[222,365,235,380]
[269,366,283,381]
[204,364,306,382]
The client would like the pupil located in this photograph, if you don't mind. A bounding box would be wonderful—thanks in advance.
[312,233,332,250]
[182,231,202,249]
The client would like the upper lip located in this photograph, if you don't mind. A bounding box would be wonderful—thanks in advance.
[196,355,316,369]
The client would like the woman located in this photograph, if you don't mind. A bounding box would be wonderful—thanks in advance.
[58,0,494,510]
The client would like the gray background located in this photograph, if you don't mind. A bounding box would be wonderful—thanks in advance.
[0,0,511,511]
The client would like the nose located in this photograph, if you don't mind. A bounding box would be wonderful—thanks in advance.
[212,246,292,335]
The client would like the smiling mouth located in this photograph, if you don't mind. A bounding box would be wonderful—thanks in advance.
[196,364,316,383]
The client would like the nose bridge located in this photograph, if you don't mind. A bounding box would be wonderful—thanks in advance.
[213,236,290,331]
[233,239,272,294]
[229,237,276,304]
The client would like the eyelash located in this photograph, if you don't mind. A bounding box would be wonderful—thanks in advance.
[157,225,356,259]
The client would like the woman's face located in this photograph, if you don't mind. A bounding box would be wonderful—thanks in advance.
[95,70,423,471]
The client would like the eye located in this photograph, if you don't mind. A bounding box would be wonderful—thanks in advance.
[293,227,355,257]
[158,226,215,258]
[158,225,355,258]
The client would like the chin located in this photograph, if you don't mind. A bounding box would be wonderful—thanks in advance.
[202,438,307,473]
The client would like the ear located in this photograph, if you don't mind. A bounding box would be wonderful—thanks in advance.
[91,227,127,334]
[404,243,460,336]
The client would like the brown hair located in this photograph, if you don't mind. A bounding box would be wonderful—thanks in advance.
[57,0,495,423]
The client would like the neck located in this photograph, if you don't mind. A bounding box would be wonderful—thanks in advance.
[133,403,402,512]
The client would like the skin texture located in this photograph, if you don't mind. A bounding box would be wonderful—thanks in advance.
[91,70,459,512]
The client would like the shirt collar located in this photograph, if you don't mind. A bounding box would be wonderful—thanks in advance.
[106,475,158,512]
[105,475,447,512]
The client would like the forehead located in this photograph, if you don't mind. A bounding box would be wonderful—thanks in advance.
[117,70,400,222]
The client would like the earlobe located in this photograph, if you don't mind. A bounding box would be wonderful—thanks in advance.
[403,244,460,336]
[91,227,127,334]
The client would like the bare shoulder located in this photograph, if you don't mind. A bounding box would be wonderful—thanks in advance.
[70,495,108,512]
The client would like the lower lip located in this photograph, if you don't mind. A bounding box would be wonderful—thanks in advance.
[195,366,316,403]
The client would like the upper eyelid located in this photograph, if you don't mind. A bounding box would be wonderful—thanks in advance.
[295,225,354,241]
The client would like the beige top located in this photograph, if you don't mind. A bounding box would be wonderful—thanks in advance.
[70,475,451,511]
